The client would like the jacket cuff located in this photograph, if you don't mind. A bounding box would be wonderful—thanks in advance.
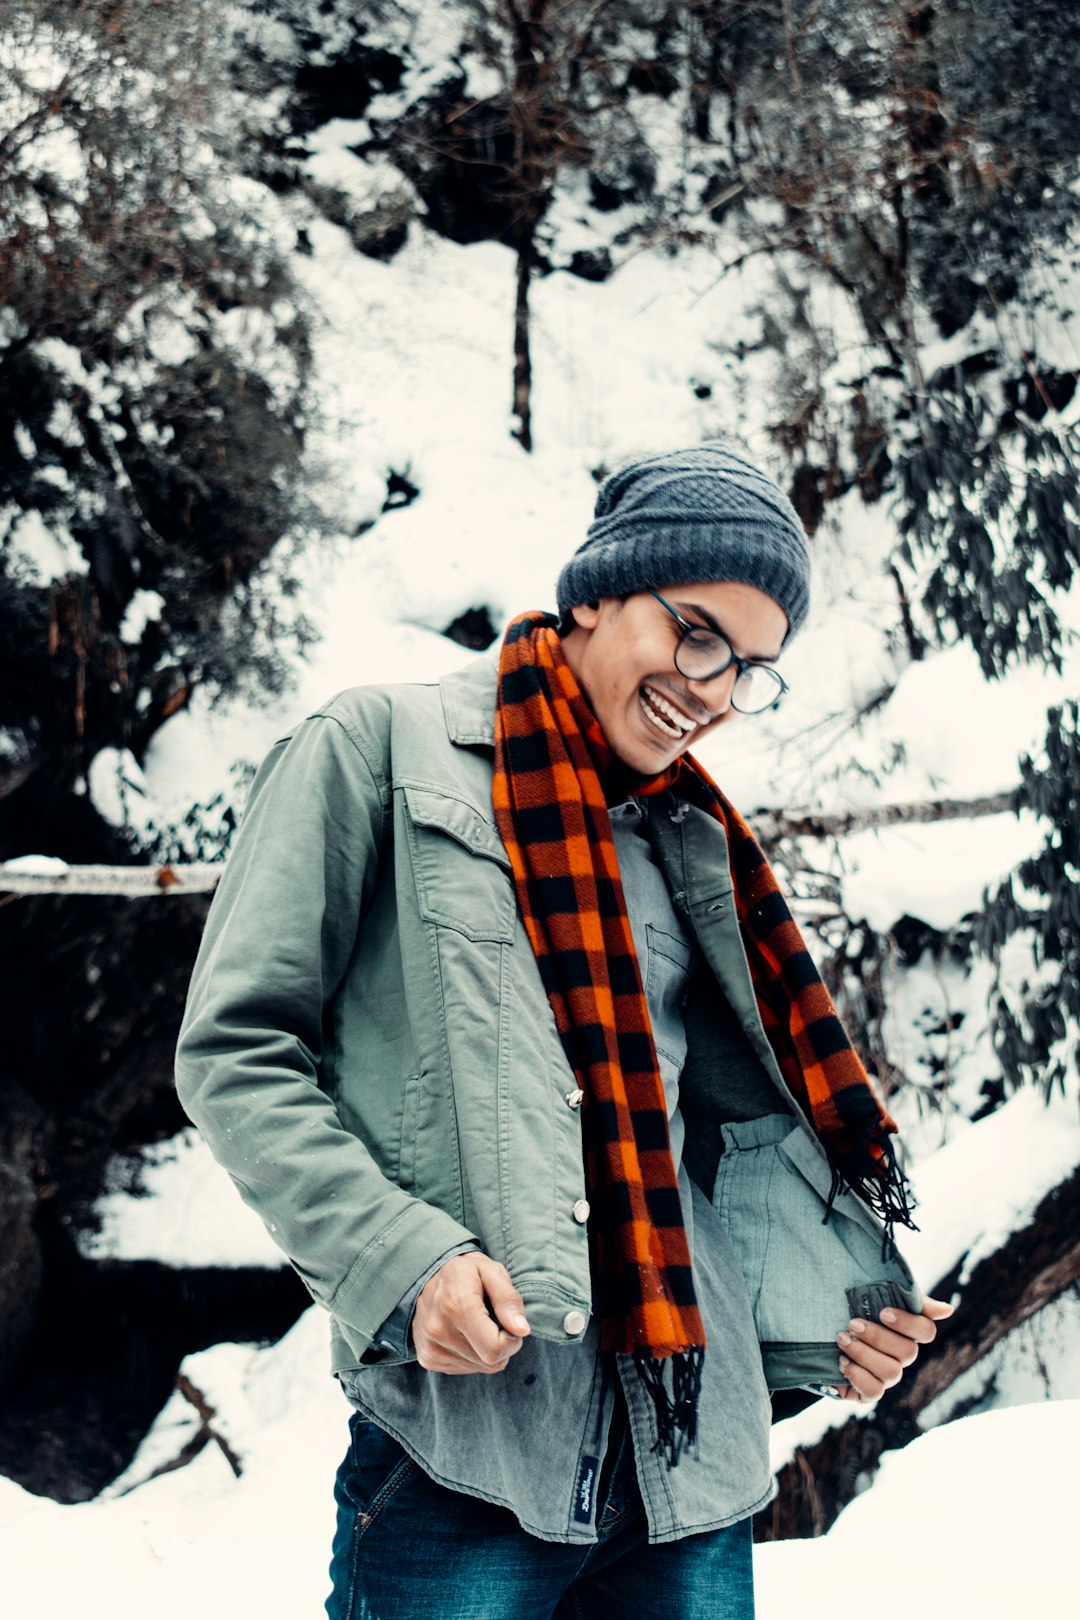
[370,1241,482,1357]
[327,1200,479,1352]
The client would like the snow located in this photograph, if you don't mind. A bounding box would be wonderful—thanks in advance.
[143,312,200,369]
[869,634,1080,800]
[75,1128,284,1270]
[88,747,153,836]
[918,1288,1080,1427]
[1,854,69,875]
[2,507,86,585]
[0,1311,345,1617]
[840,810,1044,932]
[119,590,166,646]
[305,119,371,159]
[878,950,1000,1138]
[304,136,410,208]
[756,1400,1080,1618]
[900,1085,1080,1290]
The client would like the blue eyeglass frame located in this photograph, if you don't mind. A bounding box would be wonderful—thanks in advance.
[647,589,789,712]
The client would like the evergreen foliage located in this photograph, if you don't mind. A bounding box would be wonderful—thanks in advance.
[895,382,1080,678]
[691,0,1080,669]
[0,0,315,854]
[977,701,1080,1095]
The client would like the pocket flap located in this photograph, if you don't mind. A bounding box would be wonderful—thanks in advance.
[403,786,511,870]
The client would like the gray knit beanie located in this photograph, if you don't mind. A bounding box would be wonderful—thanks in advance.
[556,445,811,638]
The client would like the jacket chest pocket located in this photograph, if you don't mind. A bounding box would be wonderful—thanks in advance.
[402,785,516,944]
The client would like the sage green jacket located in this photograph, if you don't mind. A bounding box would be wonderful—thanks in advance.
[175,654,918,1383]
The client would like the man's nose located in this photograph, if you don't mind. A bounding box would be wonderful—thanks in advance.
[686,663,739,717]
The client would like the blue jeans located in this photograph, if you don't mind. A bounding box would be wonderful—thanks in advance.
[326,1405,755,1620]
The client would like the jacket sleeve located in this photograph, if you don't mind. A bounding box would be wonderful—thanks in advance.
[174,708,479,1358]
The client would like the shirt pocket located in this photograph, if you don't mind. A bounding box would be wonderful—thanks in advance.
[643,923,694,1076]
[711,1111,922,1390]
[402,784,515,943]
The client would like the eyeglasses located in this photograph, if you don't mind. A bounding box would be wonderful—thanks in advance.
[648,590,788,715]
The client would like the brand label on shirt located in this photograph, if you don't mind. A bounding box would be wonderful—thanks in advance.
[573,1455,599,1524]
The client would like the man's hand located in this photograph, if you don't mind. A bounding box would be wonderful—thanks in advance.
[833,1295,954,1404]
[412,1252,531,1375]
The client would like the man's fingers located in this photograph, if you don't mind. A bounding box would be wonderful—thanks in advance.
[413,1252,529,1374]
[837,1335,904,1389]
[449,1258,526,1366]
[837,1356,886,1401]
[454,1310,524,1368]
[416,1310,515,1372]
[475,1255,531,1337]
[841,1320,920,1365]
[877,1296,954,1342]
[830,1294,956,1403]
[417,1342,513,1375]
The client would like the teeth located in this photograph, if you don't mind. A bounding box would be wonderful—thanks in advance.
[637,683,696,735]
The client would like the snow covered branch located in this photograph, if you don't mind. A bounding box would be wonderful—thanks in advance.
[0,789,1026,897]
[752,789,1019,846]
[0,862,223,898]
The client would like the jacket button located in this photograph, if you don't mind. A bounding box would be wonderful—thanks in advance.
[572,1199,590,1224]
[565,1088,585,1109]
[562,1309,587,1336]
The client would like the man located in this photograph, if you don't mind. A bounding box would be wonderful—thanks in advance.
[176,445,950,1619]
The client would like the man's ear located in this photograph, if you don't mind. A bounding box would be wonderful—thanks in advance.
[569,600,601,630]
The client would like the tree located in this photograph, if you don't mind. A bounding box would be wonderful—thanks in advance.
[0,0,315,859]
[683,1,1080,667]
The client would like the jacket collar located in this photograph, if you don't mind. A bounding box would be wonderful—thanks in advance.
[439,651,499,746]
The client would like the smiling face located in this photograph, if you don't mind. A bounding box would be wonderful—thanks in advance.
[560,581,789,774]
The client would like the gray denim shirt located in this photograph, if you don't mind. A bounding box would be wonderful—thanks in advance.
[341,798,777,1545]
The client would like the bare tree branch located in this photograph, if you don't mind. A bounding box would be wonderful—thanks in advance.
[176,1373,243,1479]
[0,864,222,897]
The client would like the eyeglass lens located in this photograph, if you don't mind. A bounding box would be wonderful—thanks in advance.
[675,635,784,713]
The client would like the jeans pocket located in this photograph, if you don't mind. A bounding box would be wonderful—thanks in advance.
[336,1412,419,1536]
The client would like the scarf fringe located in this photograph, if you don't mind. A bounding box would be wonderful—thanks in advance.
[823,1132,920,1260]
[631,1347,705,1467]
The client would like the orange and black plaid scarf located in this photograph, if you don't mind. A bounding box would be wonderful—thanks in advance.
[493,612,915,1460]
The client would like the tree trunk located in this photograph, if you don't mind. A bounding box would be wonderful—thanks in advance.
[512,239,534,451]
